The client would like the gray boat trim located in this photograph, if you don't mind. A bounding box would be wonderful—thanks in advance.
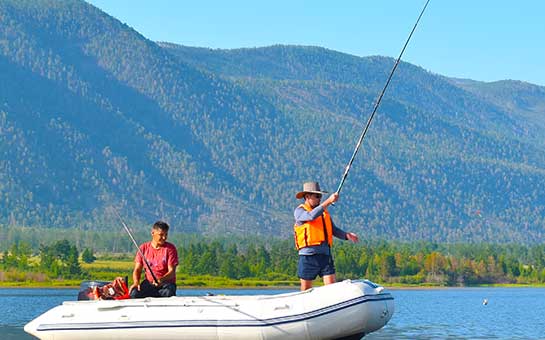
[36,293,393,332]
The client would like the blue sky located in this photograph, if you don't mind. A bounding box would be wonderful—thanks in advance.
[87,1,545,86]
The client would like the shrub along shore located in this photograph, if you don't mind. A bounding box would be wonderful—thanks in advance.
[2,237,545,288]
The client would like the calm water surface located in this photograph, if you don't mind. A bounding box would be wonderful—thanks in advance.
[366,287,545,340]
[2,287,545,339]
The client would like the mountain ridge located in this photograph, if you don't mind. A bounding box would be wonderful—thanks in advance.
[1,0,545,243]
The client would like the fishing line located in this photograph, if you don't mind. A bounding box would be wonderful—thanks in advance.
[336,0,431,195]
[113,209,160,285]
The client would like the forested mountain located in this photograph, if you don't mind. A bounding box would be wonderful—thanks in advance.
[1,0,545,243]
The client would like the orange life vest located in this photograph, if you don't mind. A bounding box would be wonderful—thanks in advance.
[293,203,333,250]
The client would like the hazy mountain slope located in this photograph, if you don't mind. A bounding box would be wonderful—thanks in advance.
[0,0,295,233]
[1,0,545,242]
[162,44,545,242]
[449,78,545,137]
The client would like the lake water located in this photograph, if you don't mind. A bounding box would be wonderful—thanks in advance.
[2,287,545,339]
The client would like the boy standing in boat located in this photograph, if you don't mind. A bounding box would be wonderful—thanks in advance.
[294,182,359,291]
[129,221,179,298]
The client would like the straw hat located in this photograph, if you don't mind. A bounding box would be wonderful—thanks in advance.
[295,182,328,199]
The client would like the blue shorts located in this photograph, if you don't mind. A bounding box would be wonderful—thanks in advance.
[297,254,336,280]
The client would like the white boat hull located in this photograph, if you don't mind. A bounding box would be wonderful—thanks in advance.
[25,279,394,340]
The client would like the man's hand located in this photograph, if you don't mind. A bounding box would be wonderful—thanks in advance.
[129,283,140,292]
[346,232,359,243]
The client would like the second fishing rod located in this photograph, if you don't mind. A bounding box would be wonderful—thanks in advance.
[113,209,160,286]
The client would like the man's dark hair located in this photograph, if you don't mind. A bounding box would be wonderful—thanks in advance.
[152,220,170,232]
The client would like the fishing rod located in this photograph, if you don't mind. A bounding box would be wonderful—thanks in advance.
[113,209,160,285]
[336,0,431,195]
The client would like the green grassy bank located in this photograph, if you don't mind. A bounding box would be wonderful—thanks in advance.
[0,259,300,289]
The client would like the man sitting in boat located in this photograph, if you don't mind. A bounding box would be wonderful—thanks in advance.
[294,182,359,291]
[129,221,179,298]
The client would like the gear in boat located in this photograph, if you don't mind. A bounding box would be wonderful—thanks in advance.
[77,276,130,301]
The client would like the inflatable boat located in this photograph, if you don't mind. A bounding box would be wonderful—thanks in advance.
[25,279,394,340]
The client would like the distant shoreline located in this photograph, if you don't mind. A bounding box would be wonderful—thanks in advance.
[386,284,545,290]
[1,282,544,290]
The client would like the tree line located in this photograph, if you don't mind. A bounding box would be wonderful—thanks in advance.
[2,237,545,285]
[2,239,84,280]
